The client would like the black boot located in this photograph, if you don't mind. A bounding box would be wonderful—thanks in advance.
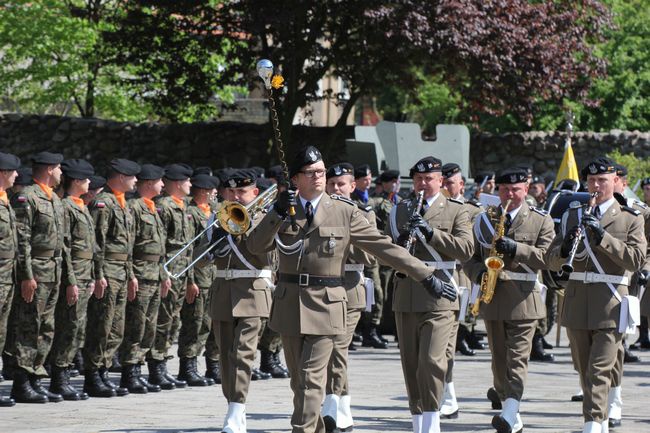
[541,336,554,349]
[161,360,188,388]
[456,326,476,356]
[136,365,161,392]
[177,357,209,386]
[120,364,148,394]
[272,351,290,376]
[205,358,221,384]
[100,367,129,396]
[83,369,116,398]
[49,366,85,401]
[260,349,289,379]
[0,393,15,407]
[10,370,48,404]
[29,374,63,402]
[362,326,389,349]
[251,367,271,380]
[2,353,16,381]
[623,341,641,363]
[108,353,122,373]
[467,326,487,350]
[147,360,175,390]
[530,334,554,362]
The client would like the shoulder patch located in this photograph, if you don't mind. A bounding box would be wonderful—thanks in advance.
[622,205,641,216]
[17,195,27,203]
[530,206,548,216]
[330,194,356,207]
[94,201,106,208]
[448,197,464,205]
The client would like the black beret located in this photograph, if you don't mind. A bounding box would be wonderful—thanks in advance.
[250,166,265,178]
[110,158,141,176]
[641,178,650,187]
[474,171,495,184]
[138,164,165,180]
[193,166,213,176]
[289,146,322,177]
[531,175,545,185]
[224,168,257,188]
[441,163,461,178]
[516,164,533,176]
[61,159,94,180]
[14,167,33,186]
[409,156,442,178]
[379,169,400,182]
[266,165,284,180]
[191,174,220,190]
[496,168,529,185]
[257,177,274,192]
[0,152,21,171]
[164,163,193,180]
[326,162,354,179]
[89,175,106,190]
[556,178,578,191]
[580,157,616,178]
[614,163,627,177]
[354,164,372,179]
[214,168,232,185]
[31,151,63,166]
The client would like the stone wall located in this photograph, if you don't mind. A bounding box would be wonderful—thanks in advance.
[1,113,648,177]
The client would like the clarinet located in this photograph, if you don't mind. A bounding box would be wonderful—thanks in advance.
[561,192,599,273]
[404,191,425,254]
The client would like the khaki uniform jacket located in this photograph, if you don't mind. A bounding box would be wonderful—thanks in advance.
[12,184,70,283]
[62,197,95,286]
[457,199,483,291]
[0,198,17,284]
[388,194,474,313]
[247,194,434,337]
[547,200,647,329]
[466,205,554,321]
[156,195,195,284]
[344,209,378,310]
[210,212,273,321]
[129,198,166,282]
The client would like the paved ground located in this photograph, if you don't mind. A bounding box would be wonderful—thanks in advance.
[2,325,650,433]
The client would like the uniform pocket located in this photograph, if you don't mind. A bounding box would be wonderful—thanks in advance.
[318,227,345,256]
[325,286,347,303]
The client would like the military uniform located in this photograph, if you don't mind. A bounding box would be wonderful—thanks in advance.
[386,158,473,431]
[466,168,554,433]
[546,157,647,432]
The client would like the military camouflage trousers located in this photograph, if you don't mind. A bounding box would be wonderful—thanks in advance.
[51,280,93,368]
[149,275,187,361]
[120,281,161,365]
[178,287,211,359]
[84,278,127,370]
[8,281,59,376]
[0,283,14,355]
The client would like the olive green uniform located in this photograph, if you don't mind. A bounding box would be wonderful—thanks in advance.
[0,197,17,360]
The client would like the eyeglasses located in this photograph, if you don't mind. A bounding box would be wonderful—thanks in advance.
[300,169,326,178]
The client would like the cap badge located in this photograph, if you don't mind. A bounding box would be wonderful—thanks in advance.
[589,164,597,174]
[308,150,318,161]
[228,179,237,188]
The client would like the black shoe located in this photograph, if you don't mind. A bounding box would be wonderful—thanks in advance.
[177,357,209,387]
[260,349,290,379]
[254,367,271,380]
[530,335,554,362]
[10,370,48,404]
[456,338,476,356]
[120,364,148,394]
[84,369,116,398]
[624,345,641,363]
[609,418,621,428]
[324,414,337,433]
[205,358,221,384]
[487,387,502,410]
[272,351,289,375]
[49,366,86,401]
[362,327,389,349]
[147,360,175,390]
[100,367,129,396]
[466,327,487,350]
[571,392,583,402]
[135,365,161,392]
[348,341,357,351]
[0,394,15,407]
[441,410,459,419]
[352,333,362,343]
[492,414,513,433]
[108,353,122,373]
[161,361,187,388]
[29,375,63,402]
[541,337,554,349]
[68,367,80,378]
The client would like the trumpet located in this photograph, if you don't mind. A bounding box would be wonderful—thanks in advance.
[164,183,278,279]
[561,192,598,274]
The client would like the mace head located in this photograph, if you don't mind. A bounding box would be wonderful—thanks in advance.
[256,59,274,90]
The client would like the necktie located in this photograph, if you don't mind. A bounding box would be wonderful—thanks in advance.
[593,205,601,219]
[505,213,512,235]
[420,202,428,216]
[305,201,313,226]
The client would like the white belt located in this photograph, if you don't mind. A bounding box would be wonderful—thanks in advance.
[500,271,538,282]
[214,269,273,280]
[569,272,629,286]
[344,264,364,272]
[423,261,457,270]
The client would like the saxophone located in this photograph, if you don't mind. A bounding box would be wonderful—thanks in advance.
[470,199,511,316]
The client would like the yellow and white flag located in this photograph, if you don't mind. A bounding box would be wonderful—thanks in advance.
[555,139,580,187]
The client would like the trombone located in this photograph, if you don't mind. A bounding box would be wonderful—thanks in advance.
[164,183,278,279]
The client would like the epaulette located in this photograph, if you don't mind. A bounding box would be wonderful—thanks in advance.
[330,194,356,207]
[629,198,648,210]
[357,203,372,213]
[467,198,482,208]
[613,192,627,207]
[448,197,464,205]
[530,206,548,216]
[622,205,641,216]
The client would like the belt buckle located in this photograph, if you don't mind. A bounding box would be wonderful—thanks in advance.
[583,272,594,284]
[225,269,234,280]
[299,273,309,286]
